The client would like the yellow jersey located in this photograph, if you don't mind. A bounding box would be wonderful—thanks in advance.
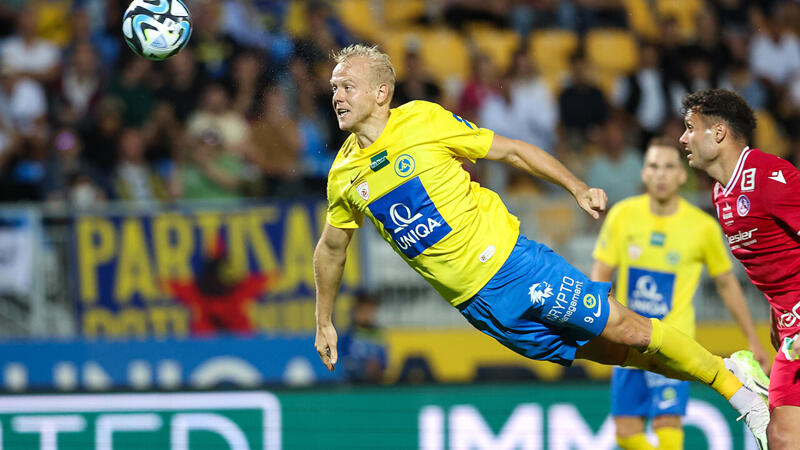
[592,195,732,336]
[326,101,520,306]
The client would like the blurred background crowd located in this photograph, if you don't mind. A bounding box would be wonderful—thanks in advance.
[0,0,797,210]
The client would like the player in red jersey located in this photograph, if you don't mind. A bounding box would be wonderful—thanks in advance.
[681,88,800,449]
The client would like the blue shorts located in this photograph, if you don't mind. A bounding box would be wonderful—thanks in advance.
[457,235,611,366]
[611,367,690,417]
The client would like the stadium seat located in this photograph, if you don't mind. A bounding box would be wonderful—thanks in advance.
[378,27,428,79]
[657,0,702,39]
[528,29,579,76]
[467,26,521,73]
[623,0,659,40]
[382,0,426,25]
[382,28,471,84]
[754,110,789,158]
[585,29,638,75]
[334,0,383,41]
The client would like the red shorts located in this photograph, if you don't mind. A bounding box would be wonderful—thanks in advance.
[768,351,800,411]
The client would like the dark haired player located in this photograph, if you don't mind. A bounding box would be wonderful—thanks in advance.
[681,88,800,449]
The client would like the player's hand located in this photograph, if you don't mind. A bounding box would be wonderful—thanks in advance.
[574,187,607,219]
[748,339,771,374]
[315,323,339,372]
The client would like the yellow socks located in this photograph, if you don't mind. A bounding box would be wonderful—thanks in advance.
[655,427,683,450]
[616,428,683,450]
[617,433,655,450]
[641,318,742,400]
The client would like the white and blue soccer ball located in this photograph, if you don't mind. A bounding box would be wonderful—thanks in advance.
[122,0,192,61]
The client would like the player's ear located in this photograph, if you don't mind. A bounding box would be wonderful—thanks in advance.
[714,122,727,144]
[376,83,390,105]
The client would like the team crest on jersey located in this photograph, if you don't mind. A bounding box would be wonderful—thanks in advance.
[667,251,680,266]
[628,244,642,261]
[394,154,415,177]
[357,181,369,200]
[737,194,751,217]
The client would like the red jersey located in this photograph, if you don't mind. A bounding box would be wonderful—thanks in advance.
[712,148,800,338]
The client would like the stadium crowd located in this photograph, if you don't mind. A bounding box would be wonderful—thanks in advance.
[0,0,797,209]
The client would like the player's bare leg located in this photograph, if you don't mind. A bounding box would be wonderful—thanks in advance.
[614,417,654,450]
[575,295,769,448]
[768,405,800,449]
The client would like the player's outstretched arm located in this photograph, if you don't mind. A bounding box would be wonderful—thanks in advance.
[485,134,607,218]
[713,271,770,372]
[314,223,354,372]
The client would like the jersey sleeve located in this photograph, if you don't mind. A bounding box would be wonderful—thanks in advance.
[701,216,733,277]
[763,162,800,235]
[592,204,621,267]
[426,102,494,162]
[325,172,363,229]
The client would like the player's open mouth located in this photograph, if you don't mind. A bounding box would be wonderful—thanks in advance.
[337,109,349,118]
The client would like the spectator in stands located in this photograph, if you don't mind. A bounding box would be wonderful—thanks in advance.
[220,0,293,65]
[0,63,47,141]
[293,1,355,68]
[68,5,119,72]
[81,96,125,173]
[156,48,207,123]
[658,17,690,89]
[228,50,267,119]
[112,128,169,203]
[43,128,109,206]
[186,82,254,161]
[54,41,104,127]
[748,6,800,92]
[392,43,442,107]
[189,1,241,80]
[683,10,732,88]
[720,60,768,112]
[458,51,497,122]
[297,76,335,195]
[479,47,557,152]
[0,6,61,84]
[441,0,510,30]
[108,57,155,127]
[173,83,252,200]
[338,292,388,384]
[712,0,751,35]
[573,0,627,33]
[250,84,303,197]
[170,126,246,201]
[584,117,643,206]
[558,51,609,148]
[612,41,670,148]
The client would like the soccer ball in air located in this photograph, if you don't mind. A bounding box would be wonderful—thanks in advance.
[122,0,192,61]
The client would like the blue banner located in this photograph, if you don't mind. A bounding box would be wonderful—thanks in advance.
[0,334,341,391]
[72,201,363,338]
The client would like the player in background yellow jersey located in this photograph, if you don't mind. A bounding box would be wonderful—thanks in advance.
[592,138,769,450]
[313,44,769,446]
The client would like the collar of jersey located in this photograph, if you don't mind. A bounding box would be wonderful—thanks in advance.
[721,146,751,197]
[353,109,397,158]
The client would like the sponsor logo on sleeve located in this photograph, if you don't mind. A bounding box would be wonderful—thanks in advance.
[769,170,786,184]
[529,282,553,306]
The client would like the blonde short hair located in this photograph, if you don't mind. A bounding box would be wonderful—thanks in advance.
[332,44,396,97]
